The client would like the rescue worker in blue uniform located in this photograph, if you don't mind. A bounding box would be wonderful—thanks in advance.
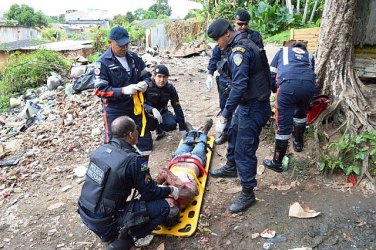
[94,25,153,156]
[263,40,316,172]
[206,9,265,145]
[77,116,181,250]
[144,64,187,140]
[207,19,271,213]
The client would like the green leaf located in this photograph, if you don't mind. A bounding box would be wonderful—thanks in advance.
[355,152,365,160]
[352,166,361,175]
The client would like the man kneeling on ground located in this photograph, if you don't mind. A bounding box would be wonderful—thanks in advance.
[77,116,182,250]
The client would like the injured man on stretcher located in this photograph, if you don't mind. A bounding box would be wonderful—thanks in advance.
[156,118,213,226]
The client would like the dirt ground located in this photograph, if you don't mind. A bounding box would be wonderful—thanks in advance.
[0,44,375,250]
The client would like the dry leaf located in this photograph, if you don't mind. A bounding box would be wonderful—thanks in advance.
[289,202,320,218]
[251,233,260,239]
[343,232,352,241]
[156,243,165,250]
[257,164,265,175]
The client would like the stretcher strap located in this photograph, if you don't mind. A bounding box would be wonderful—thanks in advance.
[167,155,207,176]
[133,92,147,136]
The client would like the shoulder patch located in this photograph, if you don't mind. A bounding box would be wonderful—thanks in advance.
[94,62,101,75]
[140,160,149,172]
[144,174,151,184]
[137,157,149,172]
[232,47,246,53]
[233,54,243,66]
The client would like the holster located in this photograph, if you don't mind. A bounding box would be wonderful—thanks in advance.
[120,200,150,241]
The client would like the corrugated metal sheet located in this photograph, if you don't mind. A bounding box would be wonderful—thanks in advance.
[146,23,176,51]
[21,40,92,51]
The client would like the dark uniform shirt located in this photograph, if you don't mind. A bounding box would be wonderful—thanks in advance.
[222,32,256,118]
[270,46,315,87]
[79,137,171,216]
[221,32,271,119]
[94,48,151,112]
[144,79,187,131]
[207,29,264,76]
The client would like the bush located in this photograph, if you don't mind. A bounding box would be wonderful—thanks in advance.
[41,28,67,41]
[248,1,302,37]
[319,130,376,177]
[0,49,69,110]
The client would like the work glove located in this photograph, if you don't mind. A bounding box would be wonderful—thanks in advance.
[170,186,180,200]
[215,115,228,134]
[137,81,148,92]
[152,108,163,124]
[205,74,213,91]
[179,130,187,139]
[121,84,142,95]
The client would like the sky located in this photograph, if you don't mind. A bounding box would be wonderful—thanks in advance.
[0,0,202,19]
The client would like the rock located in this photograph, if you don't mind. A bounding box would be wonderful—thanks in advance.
[135,234,154,247]
[61,185,72,192]
[73,165,87,178]
[47,202,65,211]
[47,73,62,90]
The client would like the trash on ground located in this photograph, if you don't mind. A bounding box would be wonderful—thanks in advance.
[0,157,21,167]
[289,202,321,218]
[260,228,276,238]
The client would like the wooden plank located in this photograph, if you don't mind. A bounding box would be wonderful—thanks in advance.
[290,27,320,51]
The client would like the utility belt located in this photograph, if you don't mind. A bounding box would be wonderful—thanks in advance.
[78,202,118,228]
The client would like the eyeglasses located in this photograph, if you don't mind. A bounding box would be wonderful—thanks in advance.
[236,22,249,27]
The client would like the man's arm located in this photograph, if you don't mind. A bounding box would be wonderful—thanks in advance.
[130,156,173,200]
[269,49,282,93]
[221,47,251,119]
[94,61,123,99]
[208,45,221,75]
[170,87,187,131]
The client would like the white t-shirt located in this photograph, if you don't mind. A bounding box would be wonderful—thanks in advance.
[116,56,130,75]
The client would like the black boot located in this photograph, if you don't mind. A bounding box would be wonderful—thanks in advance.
[228,189,256,213]
[215,133,228,145]
[263,139,288,173]
[210,162,237,178]
[293,122,306,152]
[107,235,133,250]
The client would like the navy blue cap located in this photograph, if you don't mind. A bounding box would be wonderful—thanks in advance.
[109,26,130,46]
[235,9,251,22]
[207,18,231,39]
[155,64,169,76]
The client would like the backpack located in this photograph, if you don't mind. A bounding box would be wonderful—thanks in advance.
[307,95,331,124]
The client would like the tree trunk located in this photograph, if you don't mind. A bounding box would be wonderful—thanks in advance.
[308,0,319,23]
[302,0,309,23]
[315,0,376,183]
[297,0,301,14]
[316,0,376,132]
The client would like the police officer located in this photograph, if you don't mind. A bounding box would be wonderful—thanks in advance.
[206,9,265,145]
[94,25,153,156]
[263,41,316,172]
[144,64,187,140]
[77,116,181,249]
[207,19,271,213]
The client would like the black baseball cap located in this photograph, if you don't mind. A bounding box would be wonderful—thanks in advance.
[109,26,130,46]
[155,64,169,76]
[207,18,232,40]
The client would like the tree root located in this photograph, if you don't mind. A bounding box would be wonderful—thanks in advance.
[357,152,375,185]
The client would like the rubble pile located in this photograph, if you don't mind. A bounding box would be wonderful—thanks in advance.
[0,87,103,198]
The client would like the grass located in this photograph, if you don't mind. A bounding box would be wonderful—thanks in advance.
[264,30,290,45]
